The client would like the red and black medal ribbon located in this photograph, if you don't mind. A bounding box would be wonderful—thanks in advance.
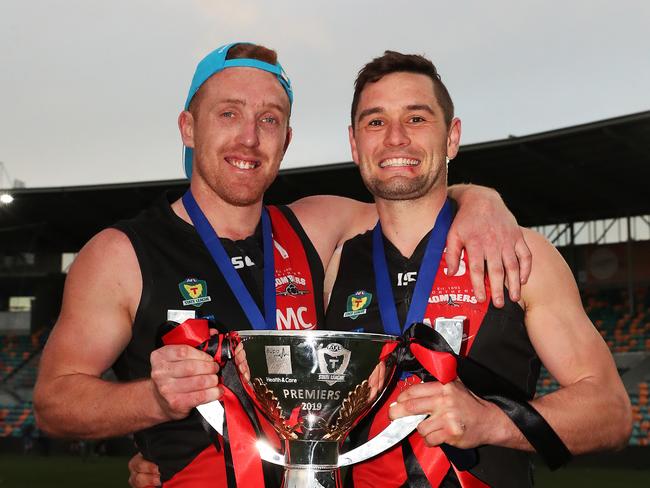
[397,324,479,475]
[159,319,282,488]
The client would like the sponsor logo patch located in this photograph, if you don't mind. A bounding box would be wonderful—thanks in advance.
[276,306,315,330]
[265,345,293,375]
[344,290,372,319]
[178,277,212,307]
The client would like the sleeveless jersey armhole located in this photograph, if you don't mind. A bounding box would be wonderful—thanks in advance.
[110,222,152,330]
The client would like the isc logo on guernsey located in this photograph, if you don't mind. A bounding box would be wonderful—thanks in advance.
[276,306,314,330]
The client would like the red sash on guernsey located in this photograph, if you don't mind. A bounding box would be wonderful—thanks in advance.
[267,205,317,331]
[165,206,317,486]
[353,251,492,488]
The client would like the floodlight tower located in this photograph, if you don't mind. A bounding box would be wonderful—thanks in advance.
[0,161,21,204]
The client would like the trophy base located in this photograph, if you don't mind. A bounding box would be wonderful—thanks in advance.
[285,440,338,467]
[282,466,342,488]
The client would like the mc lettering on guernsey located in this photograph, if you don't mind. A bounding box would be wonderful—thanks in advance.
[276,306,315,330]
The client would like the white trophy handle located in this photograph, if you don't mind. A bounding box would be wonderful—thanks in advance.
[256,439,287,466]
[253,414,426,468]
[337,413,426,467]
[196,401,425,467]
[197,400,288,466]
[196,400,225,435]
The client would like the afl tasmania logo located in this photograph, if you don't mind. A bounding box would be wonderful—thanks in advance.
[317,343,351,386]
[178,277,212,307]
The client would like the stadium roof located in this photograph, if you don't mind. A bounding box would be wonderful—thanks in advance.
[1,110,649,253]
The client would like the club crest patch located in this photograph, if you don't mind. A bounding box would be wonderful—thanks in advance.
[275,274,309,297]
[178,278,212,307]
[277,280,310,297]
[344,290,372,319]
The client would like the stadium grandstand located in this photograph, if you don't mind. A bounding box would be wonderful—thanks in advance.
[1,110,649,473]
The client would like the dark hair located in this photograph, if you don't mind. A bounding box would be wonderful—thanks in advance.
[226,43,278,65]
[189,43,280,114]
[351,50,454,127]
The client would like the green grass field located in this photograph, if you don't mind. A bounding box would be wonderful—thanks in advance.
[0,455,130,487]
[0,455,649,487]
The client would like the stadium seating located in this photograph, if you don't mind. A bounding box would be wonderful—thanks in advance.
[536,286,650,447]
[0,330,46,382]
[535,366,560,397]
[583,287,650,353]
[0,401,35,438]
[0,330,46,439]
[630,382,650,446]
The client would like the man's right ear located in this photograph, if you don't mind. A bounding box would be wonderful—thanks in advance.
[178,111,195,148]
[348,125,360,166]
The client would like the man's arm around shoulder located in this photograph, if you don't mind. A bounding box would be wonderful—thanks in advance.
[289,195,375,269]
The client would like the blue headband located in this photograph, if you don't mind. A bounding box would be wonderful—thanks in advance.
[183,42,293,178]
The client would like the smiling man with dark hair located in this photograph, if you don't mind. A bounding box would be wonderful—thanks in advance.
[321,50,632,487]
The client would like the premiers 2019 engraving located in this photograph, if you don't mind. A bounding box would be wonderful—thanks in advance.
[282,388,341,401]
[301,402,323,411]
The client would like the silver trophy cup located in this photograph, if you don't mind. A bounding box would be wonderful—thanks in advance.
[229,329,419,488]
[193,322,468,487]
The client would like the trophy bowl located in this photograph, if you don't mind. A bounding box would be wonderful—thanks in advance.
[232,329,400,488]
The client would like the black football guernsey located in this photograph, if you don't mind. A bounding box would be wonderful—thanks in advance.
[111,193,324,486]
[326,227,539,488]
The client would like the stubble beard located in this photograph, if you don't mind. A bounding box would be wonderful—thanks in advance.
[197,162,272,208]
[216,185,266,207]
[362,165,446,201]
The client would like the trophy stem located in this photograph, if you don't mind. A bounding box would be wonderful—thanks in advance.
[282,440,342,488]
[282,466,342,488]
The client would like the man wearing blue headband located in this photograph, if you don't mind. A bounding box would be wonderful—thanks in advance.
[35,42,533,486]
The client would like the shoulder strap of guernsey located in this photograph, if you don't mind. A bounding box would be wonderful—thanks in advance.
[267,205,318,331]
